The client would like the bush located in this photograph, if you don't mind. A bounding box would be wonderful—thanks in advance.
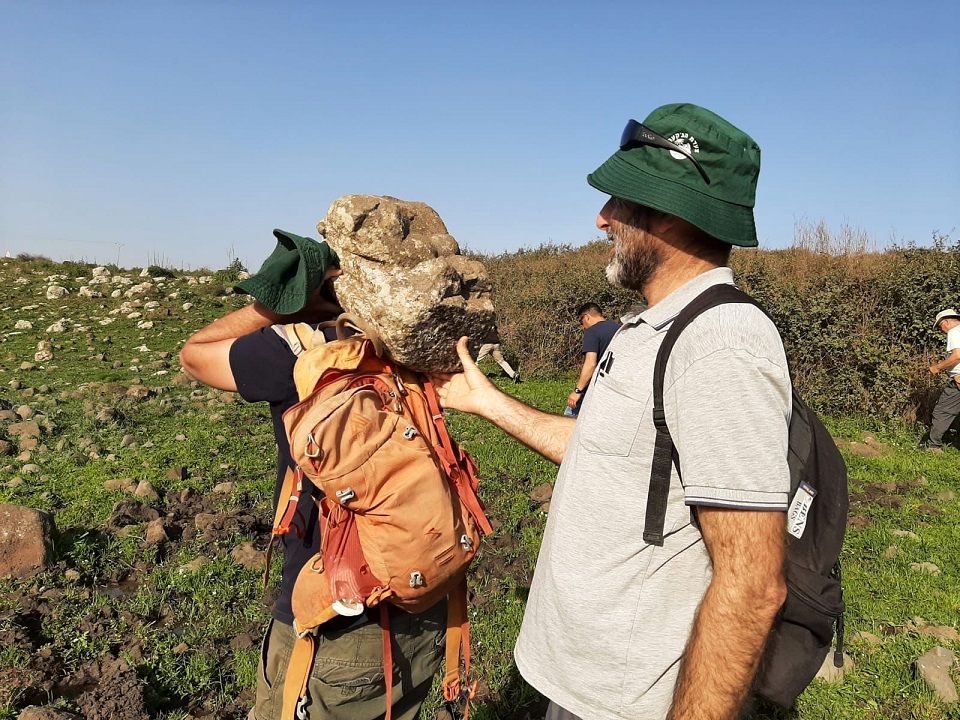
[484,229,960,421]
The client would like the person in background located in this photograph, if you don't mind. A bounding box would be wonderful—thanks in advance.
[564,303,620,416]
[925,307,960,451]
[476,328,522,383]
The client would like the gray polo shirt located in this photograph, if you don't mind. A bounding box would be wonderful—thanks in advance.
[513,267,791,720]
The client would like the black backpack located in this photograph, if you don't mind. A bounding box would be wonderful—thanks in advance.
[644,283,848,708]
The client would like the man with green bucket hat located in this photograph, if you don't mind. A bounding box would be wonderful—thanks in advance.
[181,229,446,720]
[432,104,791,719]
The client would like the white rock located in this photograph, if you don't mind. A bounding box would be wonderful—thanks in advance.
[99,317,116,326]
[126,311,142,319]
[137,321,154,330]
[92,266,111,277]
[34,341,53,362]
[78,286,103,298]
[46,320,66,333]
[140,268,150,277]
[144,301,160,310]
[14,320,32,330]
[110,289,123,298]
[815,652,853,683]
[182,302,194,311]
[45,286,68,299]
[14,277,29,285]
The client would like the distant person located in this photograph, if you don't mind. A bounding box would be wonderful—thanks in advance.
[180,229,444,720]
[564,303,619,416]
[925,308,960,451]
[476,329,522,383]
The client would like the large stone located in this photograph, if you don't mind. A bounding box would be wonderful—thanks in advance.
[0,504,56,578]
[915,647,958,704]
[18,708,82,720]
[318,195,495,371]
[815,652,853,683]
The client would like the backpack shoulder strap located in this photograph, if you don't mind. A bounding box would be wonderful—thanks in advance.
[272,322,327,357]
[644,283,760,546]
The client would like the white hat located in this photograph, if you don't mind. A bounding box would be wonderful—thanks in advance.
[934,308,960,328]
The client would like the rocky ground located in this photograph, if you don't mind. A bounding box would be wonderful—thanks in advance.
[0,254,958,719]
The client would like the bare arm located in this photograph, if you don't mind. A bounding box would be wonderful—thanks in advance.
[567,352,599,409]
[929,348,960,375]
[667,508,787,720]
[431,337,575,465]
[179,302,284,391]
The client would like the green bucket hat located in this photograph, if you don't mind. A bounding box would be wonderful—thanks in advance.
[587,103,761,247]
[234,229,340,314]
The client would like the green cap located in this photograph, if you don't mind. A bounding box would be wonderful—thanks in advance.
[588,103,761,247]
[234,229,340,314]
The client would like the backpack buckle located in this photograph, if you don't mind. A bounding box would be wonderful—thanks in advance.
[409,571,424,588]
[652,408,668,429]
[403,426,420,440]
[459,534,474,551]
[296,696,309,720]
[336,488,356,505]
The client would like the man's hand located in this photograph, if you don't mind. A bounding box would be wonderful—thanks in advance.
[430,337,502,418]
[429,336,576,464]
[930,364,941,376]
[566,391,581,409]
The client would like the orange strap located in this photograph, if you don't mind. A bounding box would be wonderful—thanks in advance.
[442,576,477,716]
[264,467,306,588]
[281,633,316,720]
[380,604,393,720]
[422,379,493,536]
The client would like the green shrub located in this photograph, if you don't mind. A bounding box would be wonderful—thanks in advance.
[484,230,960,421]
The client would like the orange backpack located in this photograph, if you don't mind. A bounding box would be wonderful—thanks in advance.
[267,315,493,720]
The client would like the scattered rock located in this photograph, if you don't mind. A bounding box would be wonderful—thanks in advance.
[45,286,68,299]
[230,542,263,571]
[64,568,81,582]
[95,406,118,424]
[933,490,956,502]
[172,642,189,654]
[34,341,53,362]
[166,466,188,481]
[815,652,854,683]
[14,319,33,330]
[848,515,873,529]
[7,420,41,438]
[133,480,160,503]
[178,557,208,574]
[891,529,920,540]
[194,513,217,533]
[913,624,960,642]
[22,464,41,474]
[883,545,904,559]
[910,562,941,575]
[213,481,235,494]
[0,504,57,578]
[15,404,35,420]
[529,483,554,504]
[103,478,136,493]
[229,633,255,650]
[143,519,168,546]
[915,647,958,704]
[848,442,882,458]
[120,434,136,447]
[853,630,883,646]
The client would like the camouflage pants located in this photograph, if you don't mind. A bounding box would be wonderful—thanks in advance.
[250,601,445,720]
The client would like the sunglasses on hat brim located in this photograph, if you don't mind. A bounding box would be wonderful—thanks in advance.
[620,119,711,185]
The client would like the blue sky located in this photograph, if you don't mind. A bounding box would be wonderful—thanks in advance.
[2,1,958,270]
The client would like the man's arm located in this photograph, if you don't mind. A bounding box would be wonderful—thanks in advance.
[431,337,575,465]
[567,351,598,409]
[667,508,787,720]
[929,348,960,375]
[180,302,284,391]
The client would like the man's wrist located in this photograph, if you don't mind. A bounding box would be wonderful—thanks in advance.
[573,387,584,394]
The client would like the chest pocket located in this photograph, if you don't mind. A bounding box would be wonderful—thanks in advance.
[578,378,650,457]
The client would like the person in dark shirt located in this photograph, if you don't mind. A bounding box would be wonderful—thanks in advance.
[180,230,444,720]
[564,303,620,416]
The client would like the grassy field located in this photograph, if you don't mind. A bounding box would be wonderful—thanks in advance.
[0,255,958,719]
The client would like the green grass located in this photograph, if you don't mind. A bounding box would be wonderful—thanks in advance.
[0,256,958,719]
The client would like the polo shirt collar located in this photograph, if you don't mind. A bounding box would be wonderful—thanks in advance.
[621,267,735,331]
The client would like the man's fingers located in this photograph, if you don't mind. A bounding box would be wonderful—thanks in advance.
[456,336,478,370]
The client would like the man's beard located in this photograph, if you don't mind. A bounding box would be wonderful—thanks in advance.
[604,222,662,291]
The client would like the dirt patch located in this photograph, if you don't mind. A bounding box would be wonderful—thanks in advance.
[57,654,149,720]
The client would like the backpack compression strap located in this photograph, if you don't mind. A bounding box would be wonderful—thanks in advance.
[644,284,761,546]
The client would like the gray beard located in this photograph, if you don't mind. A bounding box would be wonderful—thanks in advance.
[605,230,661,292]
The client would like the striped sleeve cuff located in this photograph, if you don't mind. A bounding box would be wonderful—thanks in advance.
[684,485,788,511]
